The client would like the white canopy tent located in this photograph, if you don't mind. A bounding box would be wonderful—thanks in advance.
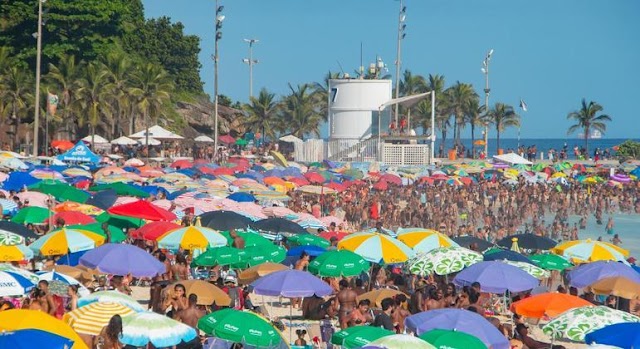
[111,136,138,145]
[493,153,533,165]
[129,125,184,140]
[194,135,215,143]
[279,134,303,143]
[81,135,109,144]
[137,137,161,146]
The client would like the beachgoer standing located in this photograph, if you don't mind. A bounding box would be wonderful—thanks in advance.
[337,279,358,329]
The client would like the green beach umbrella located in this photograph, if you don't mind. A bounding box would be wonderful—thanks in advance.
[331,326,394,348]
[287,233,330,248]
[90,183,150,198]
[530,253,573,270]
[308,250,369,277]
[191,246,247,267]
[235,138,248,146]
[532,163,546,172]
[96,212,144,230]
[231,245,286,268]
[66,223,126,243]
[28,182,90,203]
[11,206,53,224]
[420,329,487,349]
[219,230,272,247]
[198,308,286,348]
[502,260,550,279]
[408,247,483,276]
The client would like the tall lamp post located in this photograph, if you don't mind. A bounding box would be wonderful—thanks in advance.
[393,0,406,130]
[242,38,259,100]
[33,0,45,156]
[213,1,224,160]
[481,49,493,157]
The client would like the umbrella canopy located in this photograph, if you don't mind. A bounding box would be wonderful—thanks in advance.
[191,246,248,267]
[108,200,177,221]
[397,228,459,253]
[0,221,39,240]
[199,211,254,231]
[496,234,557,250]
[77,290,145,312]
[0,243,33,262]
[286,245,326,257]
[219,230,273,247]
[408,247,483,276]
[419,329,487,349]
[157,226,227,250]
[36,270,82,285]
[542,306,640,342]
[552,239,629,263]
[251,269,333,298]
[331,326,394,348]
[91,183,150,197]
[29,228,105,255]
[502,260,550,279]
[0,309,88,349]
[405,308,509,349]
[365,334,436,349]
[0,230,23,245]
[483,249,533,264]
[510,292,594,318]
[120,311,197,348]
[63,302,136,336]
[252,217,306,235]
[171,280,231,306]
[452,236,494,251]
[308,250,370,277]
[287,233,330,248]
[0,270,36,296]
[529,253,573,270]
[66,223,126,243]
[227,192,256,202]
[29,182,90,203]
[131,221,181,240]
[338,232,415,264]
[584,322,640,348]
[79,243,165,277]
[47,211,96,225]
[567,261,640,288]
[231,245,286,268]
[590,276,640,299]
[237,262,288,284]
[453,261,539,293]
[0,329,74,349]
[198,308,287,349]
[11,206,53,224]
[358,288,408,308]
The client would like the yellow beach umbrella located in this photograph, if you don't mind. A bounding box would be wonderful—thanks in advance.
[589,276,640,300]
[157,226,227,250]
[396,228,458,254]
[0,244,34,262]
[270,150,288,167]
[552,239,629,263]
[338,231,414,264]
[0,309,88,349]
[29,228,105,256]
[63,302,136,336]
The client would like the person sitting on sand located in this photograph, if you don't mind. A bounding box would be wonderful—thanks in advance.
[515,324,561,349]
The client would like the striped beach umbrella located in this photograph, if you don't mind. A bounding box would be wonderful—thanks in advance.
[0,271,36,296]
[408,247,483,276]
[397,228,459,253]
[552,239,629,263]
[157,226,227,250]
[78,291,145,312]
[0,264,39,283]
[37,271,81,285]
[29,228,105,256]
[121,312,197,348]
[64,302,136,336]
[0,244,34,262]
[338,232,414,264]
[0,199,18,215]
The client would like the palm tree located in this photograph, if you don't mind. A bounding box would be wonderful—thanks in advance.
[0,64,33,149]
[280,83,323,139]
[567,99,611,156]
[465,98,484,157]
[130,63,173,147]
[312,71,340,121]
[444,81,478,147]
[45,54,84,139]
[399,70,426,131]
[426,74,449,151]
[76,62,111,147]
[102,50,135,138]
[487,102,520,152]
[242,88,280,142]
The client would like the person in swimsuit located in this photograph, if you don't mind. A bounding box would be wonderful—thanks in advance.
[95,314,123,349]
[337,279,357,329]
[348,300,373,327]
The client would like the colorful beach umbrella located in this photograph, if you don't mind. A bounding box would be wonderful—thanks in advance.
[157,226,227,250]
[29,228,105,255]
[0,231,24,245]
[77,290,145,312]
[0,244,33,262]
[29,182,90,203]
[251,269,333,298]
[108,200,177,221]
[338,232,414,264]
[231,244,286,268]
[331,326,394,348]
[453,261,539,293]
[552,239,629,263]
[420,329,487,349]
[237,262,289,284]
[67,223,126,243]
[79,243,165,278]
[171,280,231,306]
[287,233,330,248]
[199,210,254,231]
[542,306,640,342]
[0,329,75,349]
[496,234,557,250]
[220,230,273,247]
[308,250,370,277]
[529,253,573,270]
[584,322,640,348]
[0,270,36,296]
[0,221,38,240]
[91,182,150,197]
[510,292,593,318]
[567,261,640,288]
[47,211,96,225]
[63,302,136,336]
[589,276,640,299]
[502,260,550,279]
[366,334,436,349]
[120,311,197,348]
[130,221,181,240]
[358,288,408,308]
[11,206,53,224]
[397,228,459,253]
[191,246,247,267]
[408,247,483,276]
[199,308,287,348]
[0,309,88,349]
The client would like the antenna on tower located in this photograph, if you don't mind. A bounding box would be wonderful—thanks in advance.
[360,41,364,79]
[337,60,346,78]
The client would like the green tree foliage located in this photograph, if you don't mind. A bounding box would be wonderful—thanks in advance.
[123,17,203,94]
[616,140,640,160]
[567,99,612,156]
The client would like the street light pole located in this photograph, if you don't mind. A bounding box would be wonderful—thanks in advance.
[33,0,44,156]
[393,0,406,130]
[482,49,493,157]
[430,90,435,164]
[243,38,259,100]
[213,1,224,161]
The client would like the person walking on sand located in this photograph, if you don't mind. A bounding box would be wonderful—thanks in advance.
[606,217,614,235]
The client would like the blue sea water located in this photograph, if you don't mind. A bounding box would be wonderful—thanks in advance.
[435,138,640,158]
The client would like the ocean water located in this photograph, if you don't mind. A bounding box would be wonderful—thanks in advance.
[435,138,640,157]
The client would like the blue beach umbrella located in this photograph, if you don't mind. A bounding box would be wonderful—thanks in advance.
[0,270,36,296]
[227,192,256,202]
[585,322,640,348]
[0,329,75,349]
[286,245,326,257]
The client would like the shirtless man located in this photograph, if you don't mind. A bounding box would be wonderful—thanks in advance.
[426,288,445,310]
[176,294,205,329]
[391,295,411,333]
[295,252,310,271]
[230,229,245,249]
[37,280,56,315]
[348,300,373,327]
[337,279,358,329]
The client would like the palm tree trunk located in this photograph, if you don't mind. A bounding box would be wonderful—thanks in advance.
[584,126,590,159]
[471,124,475,159]
[496,125,501,153]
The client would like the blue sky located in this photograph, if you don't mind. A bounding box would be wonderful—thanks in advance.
[142,0,640,139]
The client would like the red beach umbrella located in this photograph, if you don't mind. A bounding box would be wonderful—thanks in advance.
[170,159,194,169]
[47,211,97,225]
[131,221,181,240]
[380,173,402,186]
[212,167,235,176]
[108,200,177,221]
[286,177,309,186]
[320,231,350,241]
[219,135,236,144]
[325,182,346,192]
[304,172,325,184]
[51,140,75,151]
[373,180,388,191]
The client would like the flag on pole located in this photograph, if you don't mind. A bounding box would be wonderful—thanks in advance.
[519,99,528,112]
